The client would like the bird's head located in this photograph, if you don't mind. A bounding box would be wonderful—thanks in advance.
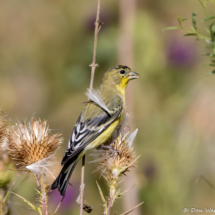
[101,65,140,91]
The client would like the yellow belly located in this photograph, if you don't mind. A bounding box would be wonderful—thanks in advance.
[78,118,120,159]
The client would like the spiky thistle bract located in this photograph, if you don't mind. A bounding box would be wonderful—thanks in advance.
[7,118,62,170]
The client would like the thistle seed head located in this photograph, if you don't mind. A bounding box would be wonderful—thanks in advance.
[94,128,139,180]
[0,111,9,163]
[0,121,7,146]
[7,118,63,170]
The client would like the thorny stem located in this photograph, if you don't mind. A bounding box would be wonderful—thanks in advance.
[41,177,48,215]
[36,175,41,192]
[104,166,119,215]
[106,183,116,215]
[80,0,101,214]
[37,175,48,215]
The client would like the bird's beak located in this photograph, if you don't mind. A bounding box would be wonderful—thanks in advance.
[128,71,140,80]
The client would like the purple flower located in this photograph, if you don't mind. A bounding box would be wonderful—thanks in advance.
[166,40,197,68]
[49,184,78,211]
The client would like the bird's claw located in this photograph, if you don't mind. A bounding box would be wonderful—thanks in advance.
[97,144,121,156]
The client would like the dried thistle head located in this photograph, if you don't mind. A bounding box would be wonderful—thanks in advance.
[0,112,8,150]
[0,111,10,163]
[94,128,139,181]
[0,111,14,188]
[7,118,63,170]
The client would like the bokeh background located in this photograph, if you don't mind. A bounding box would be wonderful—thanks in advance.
[1,0,215,214]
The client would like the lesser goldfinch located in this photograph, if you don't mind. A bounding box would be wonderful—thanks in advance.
[51,65,139,196]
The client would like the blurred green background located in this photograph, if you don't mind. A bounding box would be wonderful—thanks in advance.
[1,0,215,214]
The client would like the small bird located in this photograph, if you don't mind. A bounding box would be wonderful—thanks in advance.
[51,65,139,196]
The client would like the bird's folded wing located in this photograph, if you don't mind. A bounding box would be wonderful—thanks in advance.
[61,97,123,165]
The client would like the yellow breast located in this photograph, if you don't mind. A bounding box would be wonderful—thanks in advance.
[78,117,121,159]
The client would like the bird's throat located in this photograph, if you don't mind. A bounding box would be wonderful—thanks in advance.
[116,80,128,97]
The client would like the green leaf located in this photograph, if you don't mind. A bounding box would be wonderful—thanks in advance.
[206,63,215,67]
[205,28,211,34]
[202,16,215,22]
[3,181,15,203]
[200,53,214,56]
[120,202,144,215]
[205,45,214,49]
[190,27,196,32]
[198,0,205,8]
[181,18,188,23]
[211,25,215,33]
[207,70,215,75]
[96,181,106,205]
[210,23,215,41]
[177,14,181,25]
[162,26,180,31]
[192,11,197,30]
[183,33,197,37]
[11,192,42,215]
[177,15,187,26]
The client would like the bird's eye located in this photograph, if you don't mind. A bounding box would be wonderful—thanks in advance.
[120,70,125,74]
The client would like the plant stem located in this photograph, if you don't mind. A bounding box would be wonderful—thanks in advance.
[80,156,85,215]
[36,175,41,191]
[80,0,101,214]
[89,0,101,91]
[104,169,120,215]
[37,175,48,215]
[106,183,116,215]
[41,177,48,215]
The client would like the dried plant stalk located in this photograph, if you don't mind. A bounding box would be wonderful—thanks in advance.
[91,124,139,215]
[79,0,102,214]
[6,118,62,215]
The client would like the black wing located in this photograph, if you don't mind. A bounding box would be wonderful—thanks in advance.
[61,98,123,165]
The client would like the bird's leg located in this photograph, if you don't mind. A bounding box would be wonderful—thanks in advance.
[97,142,121,156]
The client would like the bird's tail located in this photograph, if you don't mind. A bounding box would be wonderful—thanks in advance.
[51,159,78,196]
